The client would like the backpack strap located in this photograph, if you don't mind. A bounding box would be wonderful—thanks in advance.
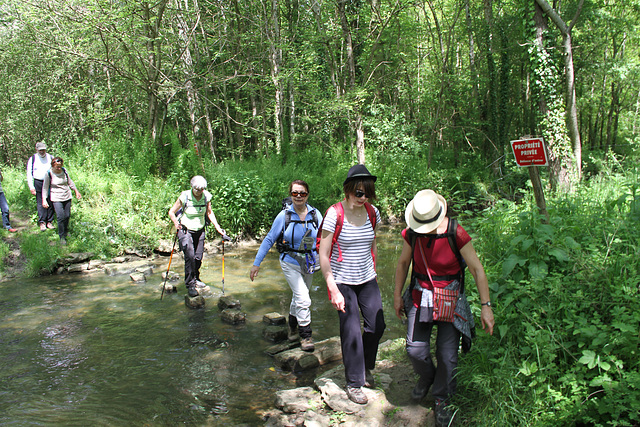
[317,201,377,263]
[408,218,466,293]
[278,207,319,255]
[47,167,70,183]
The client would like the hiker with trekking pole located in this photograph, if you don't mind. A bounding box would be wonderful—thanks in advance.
[249,180,322,352]
[318,164,386,406]
[393,189,494,427]
[168,175,230,298]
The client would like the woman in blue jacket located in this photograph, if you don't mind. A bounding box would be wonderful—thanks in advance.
[250,180,322,352]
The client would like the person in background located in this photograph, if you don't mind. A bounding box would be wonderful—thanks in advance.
[250,180,323,352]
[27,141,55,231]
[168,176,228,298]
[42,157,82,245]
[318,164,385,405]
[0,169,17,232]
[393,189,494,427]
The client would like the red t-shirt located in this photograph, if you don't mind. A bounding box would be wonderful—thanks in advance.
[401,218,471,304]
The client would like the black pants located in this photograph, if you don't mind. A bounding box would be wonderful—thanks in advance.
[34,179,55,224]
[336,278,386,388]
[52,199,71,239]
[178,228,205,288]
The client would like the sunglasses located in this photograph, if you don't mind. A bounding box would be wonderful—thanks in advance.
[354,190,368,198]
[291,191,308,197]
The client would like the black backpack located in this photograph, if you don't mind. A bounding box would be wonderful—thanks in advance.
[276,197,319,254]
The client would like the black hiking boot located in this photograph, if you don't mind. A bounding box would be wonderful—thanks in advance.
[288,315,299,341]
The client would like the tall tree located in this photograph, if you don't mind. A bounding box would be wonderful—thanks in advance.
[535,0,584,182]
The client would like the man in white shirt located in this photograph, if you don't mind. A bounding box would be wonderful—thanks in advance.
[26,141,55,231]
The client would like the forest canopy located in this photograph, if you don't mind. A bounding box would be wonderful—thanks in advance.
[0,0,638,189]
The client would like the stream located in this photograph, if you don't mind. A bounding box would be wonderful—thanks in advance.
[0,224,407,425]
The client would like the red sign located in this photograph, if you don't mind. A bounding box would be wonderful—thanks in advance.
[510,138,548,167]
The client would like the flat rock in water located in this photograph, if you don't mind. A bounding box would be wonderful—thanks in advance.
[263,325,288,343]
[272,337,342,372]
[263,312,287,325]
[160,283,177,294]
[220,308,245,324]
[217,295,241,310]
[130,272,146,282]
[264,341,300,356]
[185,295,205,309]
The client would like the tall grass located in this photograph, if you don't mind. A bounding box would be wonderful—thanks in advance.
[454,158,640,426]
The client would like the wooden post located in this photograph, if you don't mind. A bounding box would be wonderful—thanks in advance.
[528,166,550,223]
[512,135,550,224]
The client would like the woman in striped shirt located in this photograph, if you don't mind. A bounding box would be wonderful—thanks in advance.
[318,164,386,405]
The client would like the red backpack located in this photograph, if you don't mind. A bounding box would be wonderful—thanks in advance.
[316,201,377,262]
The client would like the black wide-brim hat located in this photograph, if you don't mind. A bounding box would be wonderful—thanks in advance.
[343,164,377,186]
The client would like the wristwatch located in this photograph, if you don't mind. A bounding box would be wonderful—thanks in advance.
[481,301,492,307]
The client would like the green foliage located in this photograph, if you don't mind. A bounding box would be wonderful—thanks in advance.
[455,158,640,426]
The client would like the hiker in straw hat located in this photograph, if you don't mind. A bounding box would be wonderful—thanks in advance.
[393,189,494,427]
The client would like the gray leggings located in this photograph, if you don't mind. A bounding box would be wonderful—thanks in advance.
[406,305,460,402]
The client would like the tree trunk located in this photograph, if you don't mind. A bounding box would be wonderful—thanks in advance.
[337,0,365,164]
[268,0,284,156]
[535,0,583,181]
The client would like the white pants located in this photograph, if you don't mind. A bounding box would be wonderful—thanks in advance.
[280,259,312,327]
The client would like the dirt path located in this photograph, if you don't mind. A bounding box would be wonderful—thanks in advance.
[0,212,34,280]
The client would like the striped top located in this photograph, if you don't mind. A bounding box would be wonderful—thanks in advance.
[324,203,381,285]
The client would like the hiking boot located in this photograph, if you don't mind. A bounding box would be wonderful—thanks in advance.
[7,228,17,233]
[288,315,299,341]
[300,337,315,352]
[435,399,455,427]
[187,287,199,297]
[39,223,46,231]
[195,280,206,288]
[410,377,431,401]
[60,237,67,245]
[364,369,375,388]
[46,222,55,229]
[345,386,368,405]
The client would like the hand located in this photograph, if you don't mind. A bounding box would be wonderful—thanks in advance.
[75,190,82,200]
[43,202,49,209]
[30,189,36,196]
[330,290,346,313]
[249,265,259,281]
[481,306,495,335]
[393,294,406,320]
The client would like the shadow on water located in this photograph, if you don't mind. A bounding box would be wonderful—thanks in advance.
[0,224,407,425]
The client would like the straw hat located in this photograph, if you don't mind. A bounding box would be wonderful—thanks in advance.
[405,189,447,233]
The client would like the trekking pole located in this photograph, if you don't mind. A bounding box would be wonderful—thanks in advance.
[161,229,179,300]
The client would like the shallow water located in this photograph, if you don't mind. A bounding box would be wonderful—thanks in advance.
[0,225,407,425]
